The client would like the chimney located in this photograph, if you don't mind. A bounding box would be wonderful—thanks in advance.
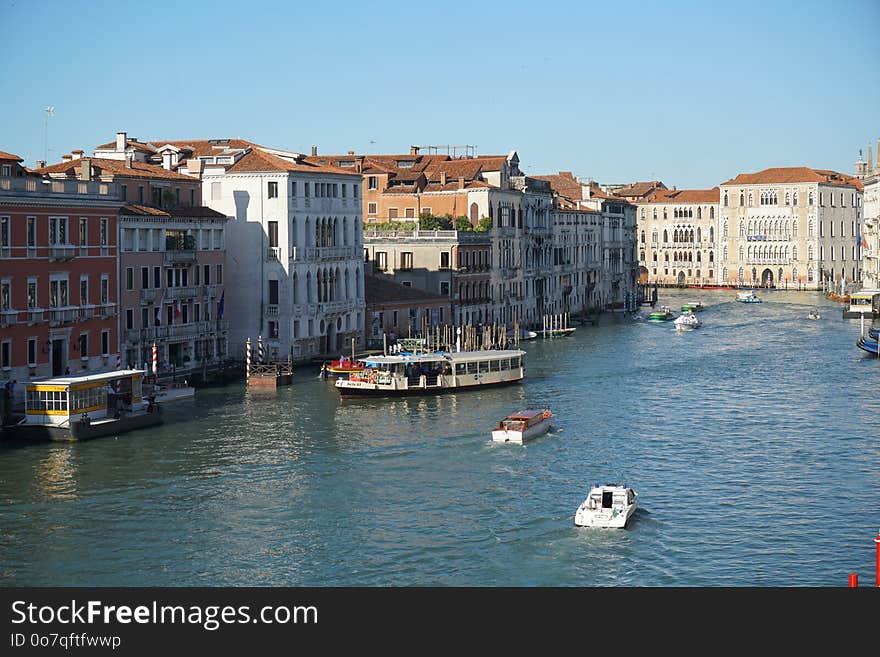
[116,131,127,152]
[440,171,447,186]
[70,149,83,160]
[458,177,465,190]
[125,153,133,169]
[35,159,46,169]
[162,151,173,170]
[410,146,419,156]
[355,160,362,174]
[311,146,317,157]
[79,158,92,181]
[61,154,72,162]
[187,158,203,177]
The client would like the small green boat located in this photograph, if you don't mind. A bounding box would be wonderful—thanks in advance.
[648,306,675,321]
[681,302,704,312]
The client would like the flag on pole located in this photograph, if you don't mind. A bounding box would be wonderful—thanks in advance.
[174,300,181,322]
[217,289,225,320]
[155,290,164,325]
[859,233,868,249]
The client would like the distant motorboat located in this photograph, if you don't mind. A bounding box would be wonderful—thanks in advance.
[491,409,552,444]
[648,306,675,321]
[673,311,701,331]
[507,328,538,341]
[574,484,638,529]
[736,291,762,303]
[681,302,704,312]
[807,309,822,320]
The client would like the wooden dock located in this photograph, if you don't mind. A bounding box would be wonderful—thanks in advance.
[247,362,293,388]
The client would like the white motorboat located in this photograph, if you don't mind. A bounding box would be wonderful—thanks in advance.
[574,484,638,528]
[491,409,552,444]
[673,311,701,331]
[736,291,761,303]
[149,382,195,402]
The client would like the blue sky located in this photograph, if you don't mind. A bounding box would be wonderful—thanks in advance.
[1,0,878,188]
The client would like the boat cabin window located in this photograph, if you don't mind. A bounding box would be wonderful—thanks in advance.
[499,358,510,370]
[455,363,466,375]
[511,357,521,369]
[490,359,500,372]
[27,389,68,412]
[70,385,107,413]
[478,360,490,373]
[502,419,524,431]
[602,490,614,508]
[627,489,634,504]
[467,362,478,374]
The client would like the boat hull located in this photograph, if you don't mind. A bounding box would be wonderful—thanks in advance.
[6,407,163,442]
[153,386,195,402]
[338,376,523,398]
[857,336,880,354]
[491,417,552,444]
[574,499,638,528]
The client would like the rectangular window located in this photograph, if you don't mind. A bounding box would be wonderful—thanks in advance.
[121,184,127,201]
[440,252,450,269]
[194,303,200,322]
[268,181,278,199]
[269,279,279,305]
[204,265,211,285]
[79,217,87,246]
[126,308,133,330]
[26,217,36,247]
[440,281,450,295]
[375,251,387,271]
[141,267,149,289]
[389,208,399,220]
[101,277,109,304]
[138,186,144,204]
[304,182,310,197]
[291,181,297,197]
[0,281,9,311]
[100,218,108,246]
[216,264,223,285]
[1,341,10,369]
[368,176,378,190]
[141,307,149,328]
[125,267,134,290]
[101,330,109,356]
[0,217,9,248]
[194,265,200,286]
[353,184,358,199]
[28,338,37,367]
[79,276,88,305]
[341,184,346,198]
[189,188,195,206]
[367,202,377,215]
[268,221,279,247]
[400,251,413,270]
[27,279,36,308]
[269,320,278,339]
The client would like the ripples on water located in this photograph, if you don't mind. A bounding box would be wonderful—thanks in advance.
[1,290,878,586]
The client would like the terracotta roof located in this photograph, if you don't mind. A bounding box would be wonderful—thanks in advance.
[614,181,667,197]
[36,157,197,181]
[721,167,862,189]
[225,150,358,175]
[121,204,227,218]
[532,172,585,198]
[95,139,158,154]
[0,150,24,162]
[365,274,449,305]
[644,187,720,204]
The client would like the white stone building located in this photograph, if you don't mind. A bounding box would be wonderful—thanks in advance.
[719,167,863,290]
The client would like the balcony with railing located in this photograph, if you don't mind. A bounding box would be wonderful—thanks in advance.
[124,320,230,344]
[266,247,280,261]
[265,304,279,317]
[163,249,196,263]
[0,176,116,199]
[0,310,17,327]
[166,286,199,300]
[49,245,76,261]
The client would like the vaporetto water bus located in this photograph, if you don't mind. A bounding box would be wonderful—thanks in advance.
[9,369,162,441]
[334,349,526,397]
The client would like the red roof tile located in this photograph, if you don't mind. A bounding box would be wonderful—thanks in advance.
[36,157,197,181]
[0,150,24,162]
[721,167,862,189]
[644,188,720,204]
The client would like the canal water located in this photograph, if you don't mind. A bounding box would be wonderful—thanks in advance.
[1,289,878,586]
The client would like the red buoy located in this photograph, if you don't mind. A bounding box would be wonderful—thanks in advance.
[875,530,880,587]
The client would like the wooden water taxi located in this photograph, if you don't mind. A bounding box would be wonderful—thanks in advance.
[8,370,162,442]
[491,409,552,444]
[335,349,525,398]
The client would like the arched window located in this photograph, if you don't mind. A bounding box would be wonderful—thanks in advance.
[808,191,814,206]
[808,245,814,260]
[739,245,744,261]
[807,268,814,282]
[739,220,745,237]
[663,208,668,219]
[748,192,753,207]
[722,267,728,282]
[710,207,715,219]
[723,192,729,207]
[640,250,645,262]
[739,191,744,206]
[808,220,814,237]
[709,226,714,242]
[792,246,797,260]
[674,208,679,219]
[709,251,714,263]
[652,230,658,243]
[784,192,790,205]
[652,208,657,220]
[793,191,798,206]
[738,267,744,281]
[652,252,657,263]
[696,227,702,243]
[723,220,728,238]
[641,208,645,219]
[792,220,798,238]
[792,266,798,282]
[697,207,702,219]
[696,251,702,263]
[664,253,669,262]
[663,229,668,243]
[640,230,645,244]
[292,272,298,304]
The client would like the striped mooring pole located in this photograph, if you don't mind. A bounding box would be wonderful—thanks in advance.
[151,342,158,383]
[115,353,121,370]
[258,335,264,364]
[245,337,251,379]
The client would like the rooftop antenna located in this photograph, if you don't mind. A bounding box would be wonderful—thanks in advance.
[44,106,55,163]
